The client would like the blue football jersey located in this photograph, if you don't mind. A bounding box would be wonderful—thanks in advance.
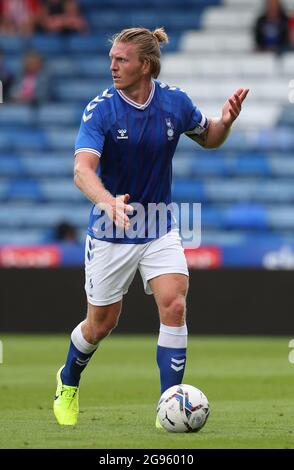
[75,80,208,244]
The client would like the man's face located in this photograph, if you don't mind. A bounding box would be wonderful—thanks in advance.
[109,41,148,90]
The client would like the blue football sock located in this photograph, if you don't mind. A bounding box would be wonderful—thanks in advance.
[157,323,188,394]
[60,322,98,386]
[61,340,96,386]
[157,345,186,394]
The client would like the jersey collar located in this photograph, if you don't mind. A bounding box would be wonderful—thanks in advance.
[117,80,155,110]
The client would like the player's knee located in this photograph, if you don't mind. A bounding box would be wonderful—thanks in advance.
[88,327,109,343]
[172,296,186,322]
[161,295,186,325]
[91,318,119,342]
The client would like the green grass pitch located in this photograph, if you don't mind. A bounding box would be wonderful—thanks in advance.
[0,334,293,449]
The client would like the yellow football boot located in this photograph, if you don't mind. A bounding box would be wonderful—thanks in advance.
[155,415,164,429]
[53,366,79,426]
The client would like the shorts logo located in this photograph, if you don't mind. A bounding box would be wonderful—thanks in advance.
[165,118,174,141]
[117,129,128,140]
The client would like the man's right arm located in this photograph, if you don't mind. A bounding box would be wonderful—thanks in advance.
[74,151,112,206]
[74,152,132,229]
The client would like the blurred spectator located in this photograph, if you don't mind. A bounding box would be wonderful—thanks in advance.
[0,48,14,101]
[12,51,49,104]
[0,0,41,36]
[254,0,289,53]
[54,222,78,242]
[38,0,88,35]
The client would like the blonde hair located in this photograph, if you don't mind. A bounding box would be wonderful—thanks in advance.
[111,27,169,78]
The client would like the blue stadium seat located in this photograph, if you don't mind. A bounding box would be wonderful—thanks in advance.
[48,56,110,78]
[230,156,270,176]
[67,35,111,53]
[0,229,46,244]
[38,104,80,126]
[0,105,35,126]
[190,157,227,176]
[0,129,46,151]
[80,0,221,11]
[0,35,27,53]
[22,156,73,177]
[5,57,22,75]
[201,230,247,246]
[205,180,254,202]
[0,156,22,176]
[162,12,202,31]
[224,204,268,229]
[45,130,76,151]
[277,105,294,127]
[29,35,65,54]
[256,128,294,151]
[172,180,205,201]
[269,157,294,176]
[54,80,109,101]
[7,180,41,201]
[41,180,83,201]
[201,207,224,227]
[0,181,8,199]
[267,207,294,229]
[173,157,193,177]
[0,204,89,228]
[254,181,294,202]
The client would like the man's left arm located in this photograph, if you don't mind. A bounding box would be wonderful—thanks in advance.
[188,88,249,149]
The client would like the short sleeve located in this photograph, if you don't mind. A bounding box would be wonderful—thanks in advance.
[183,92,208,136]
[75,100,105,158]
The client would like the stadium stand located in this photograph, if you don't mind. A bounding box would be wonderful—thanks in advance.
[1,0,294,265]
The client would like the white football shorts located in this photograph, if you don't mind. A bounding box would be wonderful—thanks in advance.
[84,229,189,306]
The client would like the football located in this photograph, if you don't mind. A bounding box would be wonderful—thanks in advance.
[156,384,210,433]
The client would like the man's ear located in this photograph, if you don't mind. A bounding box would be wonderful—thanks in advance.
[142,58,151,75]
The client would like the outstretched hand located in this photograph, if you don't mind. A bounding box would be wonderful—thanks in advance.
[109,193,134,230]
[222,88,249,128]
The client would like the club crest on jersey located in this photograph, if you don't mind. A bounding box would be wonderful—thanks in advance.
[117,129,128,140]
[165,118,174,141]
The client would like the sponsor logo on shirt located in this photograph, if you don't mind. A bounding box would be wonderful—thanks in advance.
[117,129,128,140]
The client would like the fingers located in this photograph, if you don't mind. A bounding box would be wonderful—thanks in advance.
[240,88,249,102]
[123,194,134,215]
[229,94,239,108]
[228,87,249,119]
[114,212,130,229]
[228,97,240,118]
[113,194,133,229]
[223,88,249,126]
[235,88,250,102]
[125,204,134,215]
[229,107,238,121]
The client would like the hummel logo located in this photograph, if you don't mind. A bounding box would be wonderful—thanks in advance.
[117,129,128,140]
[76,357,90,366]
[171,357,185,372]
[83,112,93,122]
